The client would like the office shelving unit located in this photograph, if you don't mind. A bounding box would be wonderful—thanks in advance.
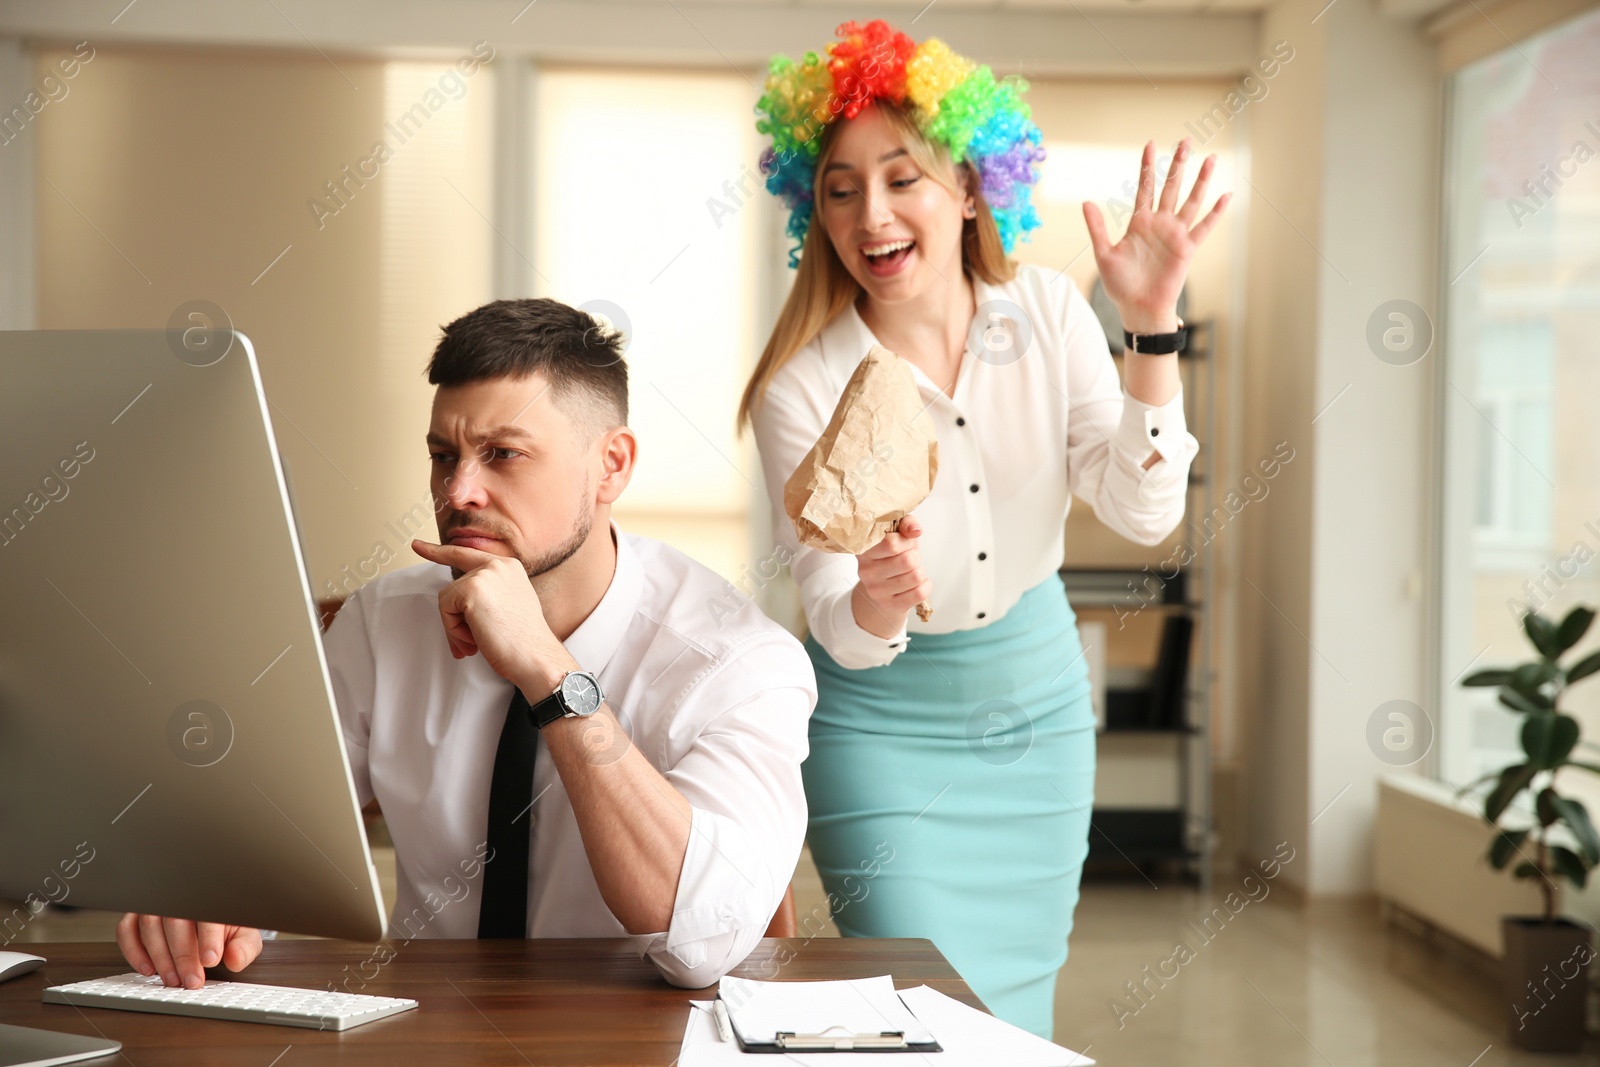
[1061,315,1214,890]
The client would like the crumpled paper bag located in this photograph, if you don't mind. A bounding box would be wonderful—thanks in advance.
[783,345,939,621]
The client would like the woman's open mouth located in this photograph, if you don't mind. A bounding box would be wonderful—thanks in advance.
[861,238,915,277]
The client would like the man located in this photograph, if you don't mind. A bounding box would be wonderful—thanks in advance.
[116,299,817,988]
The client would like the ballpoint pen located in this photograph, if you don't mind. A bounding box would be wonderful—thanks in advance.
[712,998,733,1043]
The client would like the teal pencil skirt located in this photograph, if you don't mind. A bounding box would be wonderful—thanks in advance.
[802,573,1095,1040]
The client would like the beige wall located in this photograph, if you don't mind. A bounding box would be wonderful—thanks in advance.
[32,43,495,599]
[1237,2,1324,890]
[1018,75,1245,767]
[1237,0,1442,894]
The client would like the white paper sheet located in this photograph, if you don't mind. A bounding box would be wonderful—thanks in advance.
[719,974,933,1046]
[675,984,1096,1067]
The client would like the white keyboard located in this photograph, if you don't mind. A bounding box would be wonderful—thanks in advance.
[43,972,418,1031]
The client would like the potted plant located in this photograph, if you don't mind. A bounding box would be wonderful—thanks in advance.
[1462,604,1600,1052]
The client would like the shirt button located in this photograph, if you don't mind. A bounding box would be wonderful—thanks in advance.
[889,642,900,648]
[977,552,987,561]
[956,417,966,427]
[969,484,980,493]
[1151,427,1160,436]
[977,612,987,619]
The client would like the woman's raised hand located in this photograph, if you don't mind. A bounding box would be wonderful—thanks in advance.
[1082,138,1231,331]
[851,514,931,640]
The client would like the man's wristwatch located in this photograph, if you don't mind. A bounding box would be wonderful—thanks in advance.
[527,670,605,729]
[1123,317,1187,355]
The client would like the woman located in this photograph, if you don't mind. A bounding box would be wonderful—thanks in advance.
[741,20,1228,1039]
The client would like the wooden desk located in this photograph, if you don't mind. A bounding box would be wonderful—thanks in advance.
[0,938,982,1065]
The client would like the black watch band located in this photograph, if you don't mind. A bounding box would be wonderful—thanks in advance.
[1123,317,1187,355]
[525,670,604,730]
[527,690,568,729]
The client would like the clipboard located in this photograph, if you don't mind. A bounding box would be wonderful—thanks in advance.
[718,992,943,1054]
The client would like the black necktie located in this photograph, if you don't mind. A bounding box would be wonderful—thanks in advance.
[477,686,536,938]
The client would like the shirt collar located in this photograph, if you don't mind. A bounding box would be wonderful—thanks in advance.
[822,274,1011,402]
[559,518,642,680]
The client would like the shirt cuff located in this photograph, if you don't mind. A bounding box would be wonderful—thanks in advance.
[822,586,908,670]
[1114,388,1195,470]
[631,806,775,988]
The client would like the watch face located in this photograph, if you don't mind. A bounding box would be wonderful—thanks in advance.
[560,671,603,717]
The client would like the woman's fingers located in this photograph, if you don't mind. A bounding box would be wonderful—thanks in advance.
[863,516,922,562]
[1082,200,1112,262]
[1133,140,1155,216]
[880,569,931,602]
[860,551,922,591]
[1178,153,1216,226]
[1188,190,1233,246]
[854,514,930,620]
[1157,138,1189,215]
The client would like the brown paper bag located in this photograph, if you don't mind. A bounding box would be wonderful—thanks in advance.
[783,345,939,621]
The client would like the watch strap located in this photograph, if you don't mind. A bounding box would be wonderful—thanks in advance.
[527,688,568,729]
[1123,317,1187,355]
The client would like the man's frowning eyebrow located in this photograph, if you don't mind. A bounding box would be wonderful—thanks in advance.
[426,425,537,449]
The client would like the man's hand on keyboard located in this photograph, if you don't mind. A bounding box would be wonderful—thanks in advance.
[115,914,262,989]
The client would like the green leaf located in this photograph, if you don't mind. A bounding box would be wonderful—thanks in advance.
[1523,714,1581,770]
[1514,861,1542,879]
[1551,845,1590,888]
[1512,661,1559,695]
[1501,687,1554,714]
[1537,787,1560,827]
[1566,761,1600,776]
[1526,612,1561,659]
[1556,607,1596,656]
[1487,763,1537,822]
[1489,828,1530,870]
[1547,793,1600,865]
[1568,650,1600,686]
[1463,668,1513,688]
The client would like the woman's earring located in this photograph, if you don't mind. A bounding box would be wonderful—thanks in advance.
[963,203,977,219]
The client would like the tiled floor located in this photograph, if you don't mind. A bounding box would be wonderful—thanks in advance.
[7,849,1593,1064]
[798,852,1592,1065]
[1049,879,1565,1067]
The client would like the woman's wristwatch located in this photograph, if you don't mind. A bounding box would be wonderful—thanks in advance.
[1123,317,1187,355]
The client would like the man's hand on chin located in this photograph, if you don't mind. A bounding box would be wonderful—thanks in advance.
[410,539,575,696]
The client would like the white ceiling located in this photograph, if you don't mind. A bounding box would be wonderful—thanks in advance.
[0,0,1270,78]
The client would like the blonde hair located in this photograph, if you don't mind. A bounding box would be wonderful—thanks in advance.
[737,101,1016,432]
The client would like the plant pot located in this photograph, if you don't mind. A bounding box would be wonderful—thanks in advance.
[1503,916,1594,1052]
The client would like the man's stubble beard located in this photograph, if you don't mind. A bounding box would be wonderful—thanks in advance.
[445,477,594,582]
[522,497,593,579]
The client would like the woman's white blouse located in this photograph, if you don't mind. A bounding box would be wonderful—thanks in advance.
[751,263,1200,670]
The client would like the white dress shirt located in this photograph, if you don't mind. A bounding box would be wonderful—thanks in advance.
[322,520,817,988]
[751,263,1199,670]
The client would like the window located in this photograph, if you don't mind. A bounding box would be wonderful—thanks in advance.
[532,67,767,580]
[1436,8,1600,788]
[1471,319,1553,567]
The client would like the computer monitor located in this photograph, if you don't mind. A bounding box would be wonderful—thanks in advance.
[0,328,386,942]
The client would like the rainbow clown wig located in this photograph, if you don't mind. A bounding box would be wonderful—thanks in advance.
[755,19,1046,268]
